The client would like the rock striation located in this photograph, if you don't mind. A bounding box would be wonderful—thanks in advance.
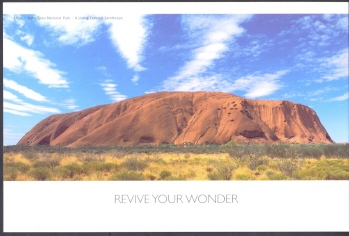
[17,92,333,147]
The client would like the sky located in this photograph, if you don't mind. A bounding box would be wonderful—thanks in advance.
[3,14,349,145]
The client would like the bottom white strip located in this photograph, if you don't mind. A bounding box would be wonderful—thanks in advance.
[4,181,349,232]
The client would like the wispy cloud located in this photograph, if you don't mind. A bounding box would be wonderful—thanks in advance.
[100,79,127,102]
[320,48,348,82]
[36,15,101,46]
[231,70,289,99]
[96,66,111,77]
[4,90,60,116]
[3,37,69,88]
[4,78,47,102]
[161,15,251,92]
[3,90,23,103]
[131,75,139,85]
[329,92,349,101]
[20,34,34,46]
[3,98,60,115]
[156,14,286,99]
[16,30,35,46]
[307,87,338,97]
[4,101,60,115]
[294,15,345,47]
[61,99,79,110]
[4,108,31,117]
[106,15,151,72]
[233,35,273,61]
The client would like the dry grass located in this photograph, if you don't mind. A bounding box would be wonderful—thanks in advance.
[3,147,349,181]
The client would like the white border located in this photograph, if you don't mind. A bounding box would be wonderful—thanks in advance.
[4,181,349,232]
[3,2,349,14]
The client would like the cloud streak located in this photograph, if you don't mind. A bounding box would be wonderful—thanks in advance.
[3,37,69,88]
[161,15,251,92]
[100,79,127,102]
[231,70,289,98]
[4,78,47,102]
[4,90,60,116]
[321,48,348,81]
[329,92,349,101]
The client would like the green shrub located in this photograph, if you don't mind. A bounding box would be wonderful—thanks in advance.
[64,163,83,178]
[4,166,18,180]
[293,159,349,180]
[33,159,60,169]
[101,162,118,172]
[265,144,286,158]
[337,144,349,159]
[165,176,186,180]
[28,167,51,180]
[53,166,71,179]
[22,151,38,159]
[82,162,119,174]
[327,170,349,180]
[109,171,145,180]
[225,140,236,147]
[276,159,300,177]
[256,165,267,172]
[207,172,225,180]
[212,162,235,180]
[266,171,288,180]
[235,174,255,180]
[4,162,30,174]
[122,157,148,171]
[159,170,172,180]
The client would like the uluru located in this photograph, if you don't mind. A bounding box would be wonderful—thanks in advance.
[17,92,333,147]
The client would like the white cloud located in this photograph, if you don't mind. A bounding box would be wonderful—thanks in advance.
[231,70,289,99]
[337,15,348,32]
[157,14,285,99]
[3,90,22,103]
[20,34,34,46]
[4,101,60,114]
[163,74,230,92]
[96,66,111,77]
[4,78,47,102]
[161,15,251,92]
[36,15,101,46]
[307,87,337,97]
[131,75,139,85]
[291,15,347,49]
[61,99,79,110]
[3,37,69,88]
[4,108,31,117]
[329,92,349,101]
[100,79,127,102]
[4,90,60,116]
[106,15,150,72]
[321,48,348,81]
[159,70,288,99]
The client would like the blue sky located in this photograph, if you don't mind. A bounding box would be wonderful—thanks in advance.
[3,14,349,145]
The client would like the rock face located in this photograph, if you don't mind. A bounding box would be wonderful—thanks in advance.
[17,92,333,147]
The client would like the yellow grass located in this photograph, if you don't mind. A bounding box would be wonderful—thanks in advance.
[3,150,349,181]
[59,155,82,166]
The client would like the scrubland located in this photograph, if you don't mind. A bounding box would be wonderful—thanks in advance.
[3,143,349,181]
